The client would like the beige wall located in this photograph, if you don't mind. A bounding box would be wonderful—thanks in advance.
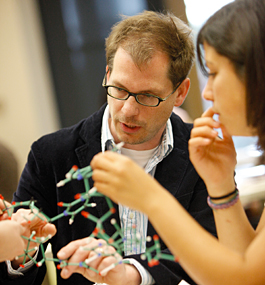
[0,0,60,176]
[0,0,202,177]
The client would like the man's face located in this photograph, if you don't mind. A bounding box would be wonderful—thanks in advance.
[107,47,178,150]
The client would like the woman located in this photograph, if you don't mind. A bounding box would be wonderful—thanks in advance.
[91,0,265,284]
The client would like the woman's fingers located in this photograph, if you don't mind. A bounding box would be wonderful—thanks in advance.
[193,116,220,129]
[201,106,216,118]
[191,125,219,140]
[91,152,118,170]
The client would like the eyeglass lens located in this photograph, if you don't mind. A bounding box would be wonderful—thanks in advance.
[107,86,159,106]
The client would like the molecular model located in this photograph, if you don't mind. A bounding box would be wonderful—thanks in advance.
[1,142,178,276]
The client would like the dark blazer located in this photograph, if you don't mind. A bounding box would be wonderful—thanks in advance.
[0,104,216,285]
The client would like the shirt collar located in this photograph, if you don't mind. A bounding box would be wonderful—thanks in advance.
[101,105,114,152]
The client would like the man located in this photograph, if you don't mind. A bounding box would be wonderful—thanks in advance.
[2,11,216,285]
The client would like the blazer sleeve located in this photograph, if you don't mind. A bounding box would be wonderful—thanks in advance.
[0,258,46,285]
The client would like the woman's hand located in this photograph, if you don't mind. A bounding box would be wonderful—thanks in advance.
[0,220,25,262]
[189,107,237,195]
[91,152,163,213]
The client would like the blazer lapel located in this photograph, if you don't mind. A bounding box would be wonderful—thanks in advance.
[155,147,189,196]
[75,126,120,237]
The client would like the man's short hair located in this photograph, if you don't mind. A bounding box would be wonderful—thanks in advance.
[105,10,195,88]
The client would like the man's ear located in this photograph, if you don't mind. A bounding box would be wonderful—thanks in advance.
[174,78,190,107]
[106,65,110,82]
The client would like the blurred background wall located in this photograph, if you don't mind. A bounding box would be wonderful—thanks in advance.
[0,0,60,178]
[0,0,235,187]
[0,0,201,179]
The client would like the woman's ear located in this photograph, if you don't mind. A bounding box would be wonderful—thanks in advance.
[174,78,191,107]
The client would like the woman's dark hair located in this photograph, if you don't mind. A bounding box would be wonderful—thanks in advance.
[197,0,265,150]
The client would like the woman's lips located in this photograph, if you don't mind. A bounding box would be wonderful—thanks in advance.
[120,122,141,133]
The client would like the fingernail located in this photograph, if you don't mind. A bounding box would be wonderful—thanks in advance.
[58,251,66,258]
[203,138,211,144]
[212,130,218,136]
[213,121,220,128]
[62,268,69,278]
[86,237,92,244]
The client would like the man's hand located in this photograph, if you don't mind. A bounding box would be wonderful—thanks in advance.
[57,237,141,285]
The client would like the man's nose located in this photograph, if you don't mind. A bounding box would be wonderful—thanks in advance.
[121,95,140,116]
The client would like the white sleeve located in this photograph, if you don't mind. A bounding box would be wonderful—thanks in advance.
[5,248,39,277]
[123,258,155,285]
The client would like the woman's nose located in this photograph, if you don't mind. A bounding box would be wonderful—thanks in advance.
[202,80,213,101]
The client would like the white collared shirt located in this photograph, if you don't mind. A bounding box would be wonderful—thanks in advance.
[101,105,174,285]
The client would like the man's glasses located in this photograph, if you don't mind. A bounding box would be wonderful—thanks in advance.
[102,73,183,107]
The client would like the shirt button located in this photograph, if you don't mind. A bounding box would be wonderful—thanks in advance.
[129,212,134,219]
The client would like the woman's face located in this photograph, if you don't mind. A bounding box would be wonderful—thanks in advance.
[202,42,254,136]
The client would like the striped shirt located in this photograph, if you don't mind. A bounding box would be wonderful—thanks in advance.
[101,105,174,285]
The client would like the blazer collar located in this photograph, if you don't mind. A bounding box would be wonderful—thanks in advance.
[74,104,120,234]
[155,112,191,197]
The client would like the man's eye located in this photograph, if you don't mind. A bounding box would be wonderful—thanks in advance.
[116,87,127,93]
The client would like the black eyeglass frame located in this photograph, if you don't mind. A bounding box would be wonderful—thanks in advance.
[102,73,184,107]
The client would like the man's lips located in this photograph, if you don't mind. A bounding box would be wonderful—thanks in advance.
[120,122,141,133]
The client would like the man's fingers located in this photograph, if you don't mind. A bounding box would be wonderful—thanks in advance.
[58,237,93,259]
[59,238,113,280]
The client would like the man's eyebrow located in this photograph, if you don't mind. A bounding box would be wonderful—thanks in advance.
[111,79,163,95]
